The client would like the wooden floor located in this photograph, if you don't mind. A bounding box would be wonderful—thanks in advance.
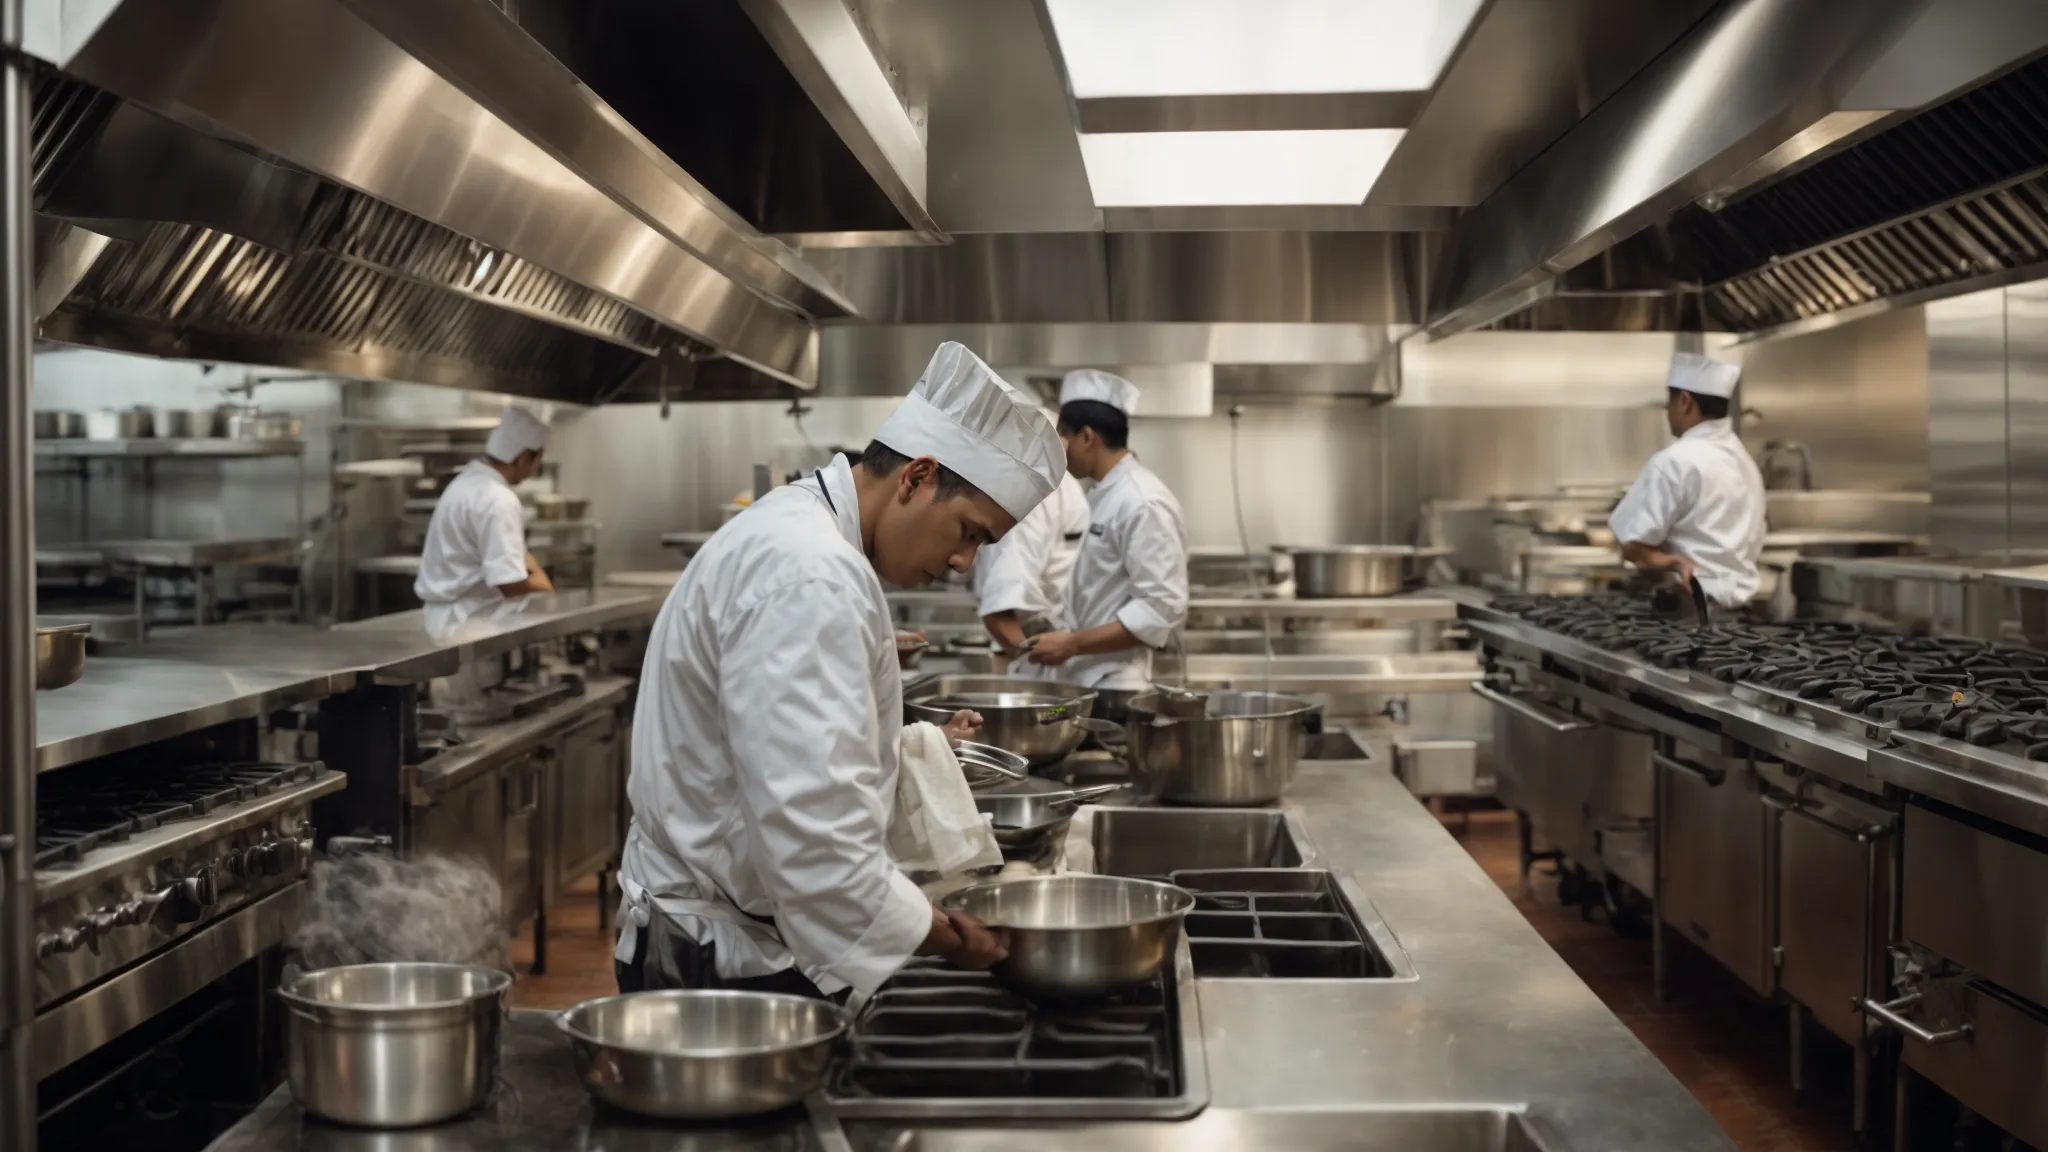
[512,818,1857,1150]
[1450,810,1858,1152]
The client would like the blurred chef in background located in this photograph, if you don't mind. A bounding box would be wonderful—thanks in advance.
[617,342,1067,1002]
[1609,352,1767,609]
[972,406,1090,673]
[414,405,554,630]
[1027,370,1189,691]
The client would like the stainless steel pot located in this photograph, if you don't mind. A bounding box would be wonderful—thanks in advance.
[558,990,848,1119]
[279,962,512,1127]
[1125,691,1318,806]
[33,411,83,439]
[1271,545,1440,598]
[35,622,89,690]
[903,676,1100,766]
[939,875,1193,999]
[154,407,223,438]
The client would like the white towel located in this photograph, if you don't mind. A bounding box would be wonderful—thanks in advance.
[891,722,1003,876]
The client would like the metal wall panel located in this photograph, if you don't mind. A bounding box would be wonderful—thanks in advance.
[1927,289,2009,554]
[2010,282,2048,551]
[1735,306,1929,492]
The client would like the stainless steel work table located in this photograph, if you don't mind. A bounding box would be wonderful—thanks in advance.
[202,757,1731,1152]
[35,589,663,773]
[414,674,634,796]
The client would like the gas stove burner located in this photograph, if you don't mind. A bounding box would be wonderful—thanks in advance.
[35,761,322,870]
[830,958,1179,1103]
[1495,593,2048,758]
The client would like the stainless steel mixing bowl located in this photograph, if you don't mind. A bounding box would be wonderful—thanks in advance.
[904,676,1100,765]
[279,962,512,1128]
[939,874,1193,999]
[558,990,849,1119]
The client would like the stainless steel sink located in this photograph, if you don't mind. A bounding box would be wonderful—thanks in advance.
[1303,728,1368,760]
[1086,808,1307,876]
[875,1108,1565,1150]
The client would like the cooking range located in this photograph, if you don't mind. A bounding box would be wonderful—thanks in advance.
[33,758,344,1065]
[1492,593,2048,758]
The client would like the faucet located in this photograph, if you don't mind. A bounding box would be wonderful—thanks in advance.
[1759,440,1813,491]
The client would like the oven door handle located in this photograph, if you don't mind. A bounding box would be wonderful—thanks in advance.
[1858,992,1974,1046]
[1470,683,1593,733]
[1652,749,1727,788]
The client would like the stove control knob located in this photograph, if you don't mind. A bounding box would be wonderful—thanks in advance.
[180,865,219,910]
[242,840,287,877]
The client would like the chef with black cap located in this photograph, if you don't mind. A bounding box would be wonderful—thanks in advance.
[616,342,1068,1001]
[1609,352,1767,608]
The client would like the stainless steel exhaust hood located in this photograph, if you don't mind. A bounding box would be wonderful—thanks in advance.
[20,0,852,399]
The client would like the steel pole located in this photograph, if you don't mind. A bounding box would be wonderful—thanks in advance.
[0,0,38,1142]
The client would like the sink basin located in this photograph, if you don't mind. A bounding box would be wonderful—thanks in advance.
[1303,728,1368,760]
[878,1108,1564,1150]
[1089,808,1306,876]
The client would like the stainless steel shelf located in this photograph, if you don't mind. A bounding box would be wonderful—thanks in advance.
[34,438,304,458]
[46,538,302,569]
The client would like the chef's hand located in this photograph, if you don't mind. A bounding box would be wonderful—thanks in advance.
[1025,630,1079,666]
[939,910,1010,971]
[524,553,555,593]
[941,709,983,744]
[896,629,927,645]
[1672,555,1697,590]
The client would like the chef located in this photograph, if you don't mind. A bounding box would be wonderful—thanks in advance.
[616,342,1066,1002]
[1027,370,1189,689]
[412,406,554,628]
[1608,352,1767,608]
[972,408,1090,670]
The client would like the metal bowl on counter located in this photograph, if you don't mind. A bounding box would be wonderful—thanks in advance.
[1125,690,1320,806]
[1270,545,1444,598]
[33,410,83,439]
[154,407,225,438]
[35,622,90,690]
[558,990,848,1119]
[939,875,1193,999]
[279,962,513,1127]
[903,676,1103,766]
[82,406,153,441]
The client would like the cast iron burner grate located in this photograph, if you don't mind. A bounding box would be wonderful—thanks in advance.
[829,958,1179,1101]
[34,761,323,869]
[1493,593,2048,758]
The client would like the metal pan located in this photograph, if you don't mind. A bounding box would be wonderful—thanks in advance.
[558,990,848,1119]
[939,875,1193,1000]
[974,785,1124,852]
[904,677,1101,765]
[35,622,89,690]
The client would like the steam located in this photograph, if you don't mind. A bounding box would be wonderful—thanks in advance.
[288,851,509,973]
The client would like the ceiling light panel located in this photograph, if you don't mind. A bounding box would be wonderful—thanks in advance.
[1077,130,1406,206]
[1045,0,1485,98]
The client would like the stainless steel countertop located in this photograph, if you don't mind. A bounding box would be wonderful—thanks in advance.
[35,589,662,773]
[201,755,1730,1152]
[414,675,634,795]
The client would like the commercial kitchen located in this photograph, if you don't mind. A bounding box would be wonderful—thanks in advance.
[5,2,2048,1151]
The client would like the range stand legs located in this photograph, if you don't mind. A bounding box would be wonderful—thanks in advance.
[529,909,548,976]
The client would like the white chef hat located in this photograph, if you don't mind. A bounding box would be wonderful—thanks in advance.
[873,342,1065,520]
[1059,368,1141,415]
[1667,352,1741,400]
[484,406,551,462]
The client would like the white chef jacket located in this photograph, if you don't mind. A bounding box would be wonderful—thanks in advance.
[412,461,529,626]
[616,456,932,997]
[1061,455,1190,689]
[972,472,1089,622]
[1608,418,1767,607]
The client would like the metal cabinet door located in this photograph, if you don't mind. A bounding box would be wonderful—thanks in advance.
[1479,683,1598,864]
[500,751,546,926]
[1657,748,1772,994]
[410,766,506,879]
[551,709,623,895]
[1775,793,1891,1043]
